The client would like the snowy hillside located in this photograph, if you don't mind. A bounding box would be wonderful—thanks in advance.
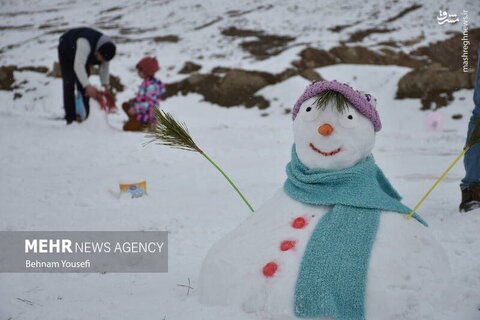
[1,0,480,319]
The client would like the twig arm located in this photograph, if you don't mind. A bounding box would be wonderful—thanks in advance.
[405,146,470,220]
[200,151,255,213]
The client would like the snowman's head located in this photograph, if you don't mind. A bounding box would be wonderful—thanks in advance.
[292,81,381,170]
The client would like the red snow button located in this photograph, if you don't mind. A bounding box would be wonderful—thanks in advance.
[280,240,296,251]
[262,261,278,278]
[292,217,307,229]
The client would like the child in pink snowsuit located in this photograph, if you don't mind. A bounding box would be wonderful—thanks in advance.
[123,57,165,131]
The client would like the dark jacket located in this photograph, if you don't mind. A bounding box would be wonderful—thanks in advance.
[59,27,103,66]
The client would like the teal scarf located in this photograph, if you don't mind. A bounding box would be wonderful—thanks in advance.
[284,146,426,320]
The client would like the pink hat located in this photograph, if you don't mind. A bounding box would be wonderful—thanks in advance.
[292,80,382,132]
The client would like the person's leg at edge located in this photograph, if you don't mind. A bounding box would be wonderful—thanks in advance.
[460,47,480,211]
[461,47,480,190]
[58,46,76,124]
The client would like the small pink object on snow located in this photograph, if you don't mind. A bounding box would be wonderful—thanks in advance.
[425,111,444,132]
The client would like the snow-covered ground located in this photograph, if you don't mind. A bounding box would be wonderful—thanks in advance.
[1,0,480,319]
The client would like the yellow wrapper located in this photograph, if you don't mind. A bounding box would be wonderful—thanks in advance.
[119,180,147,195]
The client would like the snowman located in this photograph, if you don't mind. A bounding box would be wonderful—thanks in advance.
[198,80,453,320]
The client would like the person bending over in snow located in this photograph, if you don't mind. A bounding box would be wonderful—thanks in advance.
[122,57,166,132]
[460,46,480,213]
[58,27,116,124]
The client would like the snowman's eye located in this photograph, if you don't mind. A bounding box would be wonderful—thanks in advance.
[302,104,320,122]
[339,112,359,128]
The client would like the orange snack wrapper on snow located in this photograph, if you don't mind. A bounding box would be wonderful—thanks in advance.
[119,180,147,198]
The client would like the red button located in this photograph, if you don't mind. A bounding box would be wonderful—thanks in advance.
[292,217,307,229]
[262,261,278,277]
[280,240,296,251]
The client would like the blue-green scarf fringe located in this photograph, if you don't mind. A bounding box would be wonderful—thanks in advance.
[284,145,426,320]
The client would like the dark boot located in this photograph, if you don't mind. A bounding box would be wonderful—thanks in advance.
[122,102,130,114]
[459,185,480,213]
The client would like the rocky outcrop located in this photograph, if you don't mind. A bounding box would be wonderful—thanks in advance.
[293,46,425,70]
[164,69,278,109]
[396,28,480,109]
[348,28,397,43]
[0,65,49,90]
[164,64,324,109]
[411,29,480,72]
[396,67,476,109]
[332,46,425,69]
[178,61,202,74]
[0,65,15,90]
[293,29,479,110]
[222,26,295,60]
[47,62,61,78]
[293,48,337,69]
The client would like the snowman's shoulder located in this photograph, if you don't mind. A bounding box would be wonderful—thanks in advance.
[232,189,301,230]
[251,188,330,220]
[372,211,449,275]
[368,211,452,317]
[255,188,302,213]
[376,210,444,252]
[258,188,332,212]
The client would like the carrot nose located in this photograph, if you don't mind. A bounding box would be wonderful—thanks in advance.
[318,123,334,136]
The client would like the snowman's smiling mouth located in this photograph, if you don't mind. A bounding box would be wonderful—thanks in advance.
[309,143,342,156]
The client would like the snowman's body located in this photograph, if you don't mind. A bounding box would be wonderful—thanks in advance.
[199,188,452,319]
[198,83,453,319]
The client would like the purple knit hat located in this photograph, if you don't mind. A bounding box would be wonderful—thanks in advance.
[292,80,382,132]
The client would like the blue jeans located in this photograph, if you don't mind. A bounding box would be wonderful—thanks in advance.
[461,47,480,190]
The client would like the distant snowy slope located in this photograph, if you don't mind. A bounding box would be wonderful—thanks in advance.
[0,0,477,76]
